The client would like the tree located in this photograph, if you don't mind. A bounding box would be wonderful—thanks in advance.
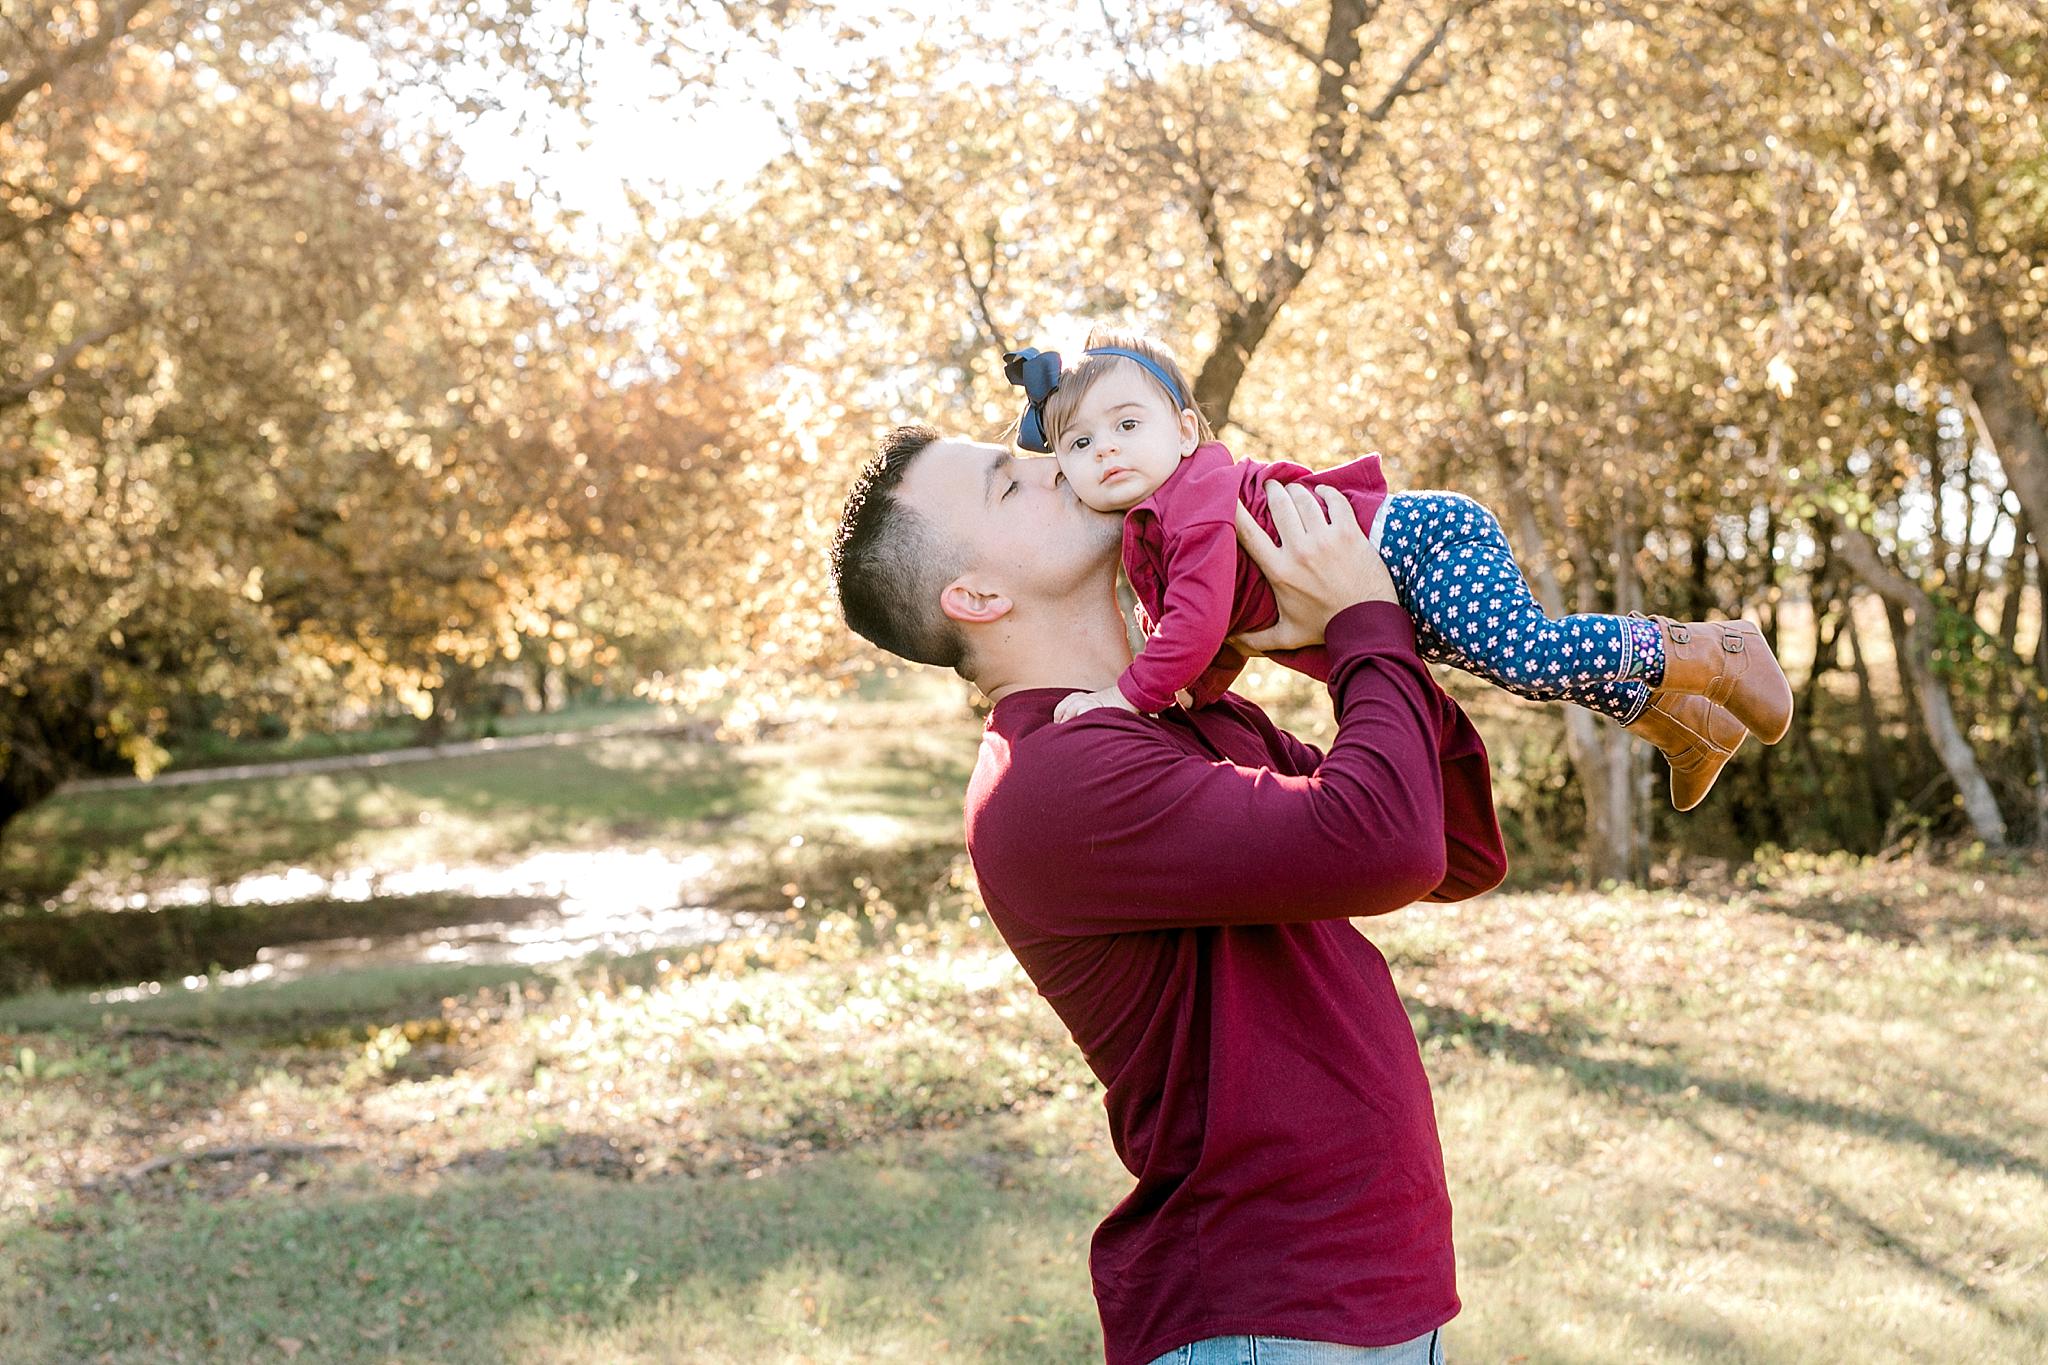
[0,3,768,834]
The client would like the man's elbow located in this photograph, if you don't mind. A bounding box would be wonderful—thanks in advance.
[1346,840,1447,918]
[1425,843,1508,902]
[1404,843,1452,905]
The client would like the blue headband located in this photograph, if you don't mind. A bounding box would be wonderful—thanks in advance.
[1003,345,1188,453]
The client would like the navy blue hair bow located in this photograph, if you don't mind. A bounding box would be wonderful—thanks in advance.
[1003,345,1186,453]
[1003,347,1063,453]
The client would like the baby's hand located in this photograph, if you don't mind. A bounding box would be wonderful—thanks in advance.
[1055,686,1138,723]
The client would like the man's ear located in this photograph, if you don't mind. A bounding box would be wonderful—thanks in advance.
[940,577,1013,626]
[1177,408,1199,457]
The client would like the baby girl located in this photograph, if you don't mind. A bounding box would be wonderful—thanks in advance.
[1007,329,1792,810]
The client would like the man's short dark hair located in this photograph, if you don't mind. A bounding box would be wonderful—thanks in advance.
[830,424,970,671]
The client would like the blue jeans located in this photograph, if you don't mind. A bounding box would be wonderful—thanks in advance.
[1145,1327,1445,1365]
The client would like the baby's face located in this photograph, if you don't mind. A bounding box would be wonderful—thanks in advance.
[1051,364,1198,513]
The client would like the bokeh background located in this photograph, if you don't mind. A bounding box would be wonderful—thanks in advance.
[3,3,2045,1362]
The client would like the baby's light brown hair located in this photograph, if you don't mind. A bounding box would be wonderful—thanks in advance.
[1037,328,1217,451]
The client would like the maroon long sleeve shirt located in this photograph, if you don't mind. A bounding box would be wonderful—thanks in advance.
[1118,441,1391,713]
[965,603,1506,1365]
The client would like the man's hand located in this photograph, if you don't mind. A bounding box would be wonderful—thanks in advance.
[1055,685,1139,723]
[1229,485,1398,656]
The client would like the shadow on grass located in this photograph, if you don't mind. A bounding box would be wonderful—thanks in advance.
[1661,1108,2023,1322]
[1621,1304,1763,1365]
[1426,1003,2048,1349]
[1746,880,2048,948]
[375,738,760,844]
[715,834,967,920]
[1409,1002,2048,1187]
[828,738,976,819]
[8,1132,1106,1364]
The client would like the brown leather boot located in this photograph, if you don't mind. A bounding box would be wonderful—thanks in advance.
[1643,614,1793,744]
[1623,691,1748,811]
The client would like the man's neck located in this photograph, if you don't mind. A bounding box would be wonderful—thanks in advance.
[973,588,1133,703]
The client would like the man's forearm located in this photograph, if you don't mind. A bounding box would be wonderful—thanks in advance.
[984,601,1453,936]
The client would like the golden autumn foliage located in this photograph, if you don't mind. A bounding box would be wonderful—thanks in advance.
[4,1,2046,869]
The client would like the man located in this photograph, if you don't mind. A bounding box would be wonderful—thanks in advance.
[831,425,1507,1365]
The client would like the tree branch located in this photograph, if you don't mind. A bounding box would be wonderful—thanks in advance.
[0,309,146,412]
[1223,3,1319,65]
[1365,0,1478,122]
[0,0,158,130]
[0,187,91,246]
[1184,163,1245,310]
[947,226,1011,358]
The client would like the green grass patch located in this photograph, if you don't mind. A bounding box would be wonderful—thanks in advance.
[0,893,557,996]
[3,1117,1112,1364]
[4,689,2045,1362]
[0,960,546,1039]
[2,857,2043,1362]
[161,698,670,772]
[0,697,982,908]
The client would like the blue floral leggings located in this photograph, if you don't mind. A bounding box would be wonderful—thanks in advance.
[1374,491,1664,724]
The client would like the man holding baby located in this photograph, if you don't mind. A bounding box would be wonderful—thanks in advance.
[831,422,1505,1365]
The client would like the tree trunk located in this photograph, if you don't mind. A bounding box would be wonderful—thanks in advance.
[1997,519,2027,659]
[1687,514,1716,621]
[1792,582,1846,832]
[1749,499,1786,845]
[1569,709,1644,883]
[1192,0,1371,430]
[1374,105,1647,883]
[2035,524,2048,685]
[417,660,484,745]
[2008,671,2048,846]
[0,669,126,850]
[1193,0,1472,428]
[1834,525,2009,847]
[1989,528,2048,845]
[1759,499,1782,656]
[1942,306,2048,544]
[1881,597,1927,763]
[1498,463,1645,883]
[1610,483,1654,875]
[1843,594,1898,829]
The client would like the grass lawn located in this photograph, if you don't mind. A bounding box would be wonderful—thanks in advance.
[1,684,2044,1362]
[0,687,981,909]
[159,697,675,773]
[3,854,2044,1363]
